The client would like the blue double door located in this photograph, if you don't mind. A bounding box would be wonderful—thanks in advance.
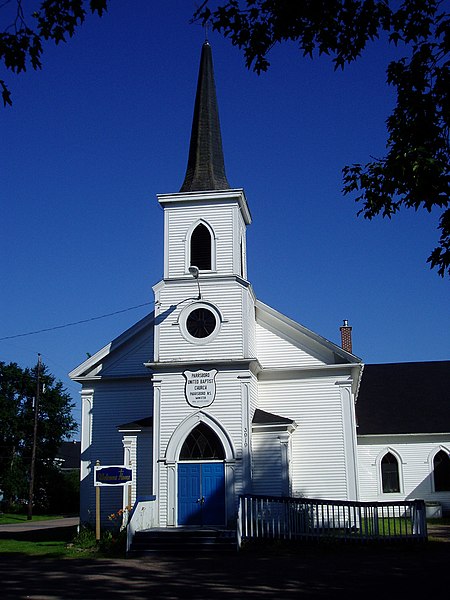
[178,462,225,526]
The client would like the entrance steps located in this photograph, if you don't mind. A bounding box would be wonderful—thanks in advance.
[127,527,237,557]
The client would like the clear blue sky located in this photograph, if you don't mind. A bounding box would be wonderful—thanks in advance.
[2,1,448,436]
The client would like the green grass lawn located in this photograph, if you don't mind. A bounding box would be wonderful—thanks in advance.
[0,529,112,559]
[0,517,447,559]
[0,538,88,557]
[0,513,90,557]
[0,513,65,525]
[0,522,126,559]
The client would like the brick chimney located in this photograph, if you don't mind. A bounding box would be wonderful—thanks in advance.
[340,319,353,353]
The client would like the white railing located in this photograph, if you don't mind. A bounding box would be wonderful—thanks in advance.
[237,495,427,547]
[126,496,157,552]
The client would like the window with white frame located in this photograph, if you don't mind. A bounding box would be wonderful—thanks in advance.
[381,452,400,493]
[433,450,450,492]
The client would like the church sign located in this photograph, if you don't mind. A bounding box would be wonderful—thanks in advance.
[183,369,217,408]
[94,465,133,487]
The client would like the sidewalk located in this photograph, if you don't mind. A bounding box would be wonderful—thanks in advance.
[0,516,79,533]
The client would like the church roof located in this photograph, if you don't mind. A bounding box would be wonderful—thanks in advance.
[180,41,230,192]
[356,361,450,435]
[117,416,153,431]
[253,408,295,425]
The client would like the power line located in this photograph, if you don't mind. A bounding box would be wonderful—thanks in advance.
[0,301,154,341]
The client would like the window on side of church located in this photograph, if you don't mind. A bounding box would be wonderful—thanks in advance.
[191,223,211,270]
[434,450,450,492]
[381,452,400,493]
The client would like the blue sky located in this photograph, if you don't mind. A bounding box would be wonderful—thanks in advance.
[2,1,448,436]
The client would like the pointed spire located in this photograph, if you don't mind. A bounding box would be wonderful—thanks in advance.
[180,41,230,192]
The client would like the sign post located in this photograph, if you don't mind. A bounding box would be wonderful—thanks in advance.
[93,463,133,541]
[95,460,101,541]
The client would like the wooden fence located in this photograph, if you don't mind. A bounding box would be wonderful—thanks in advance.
[237,495,427,547]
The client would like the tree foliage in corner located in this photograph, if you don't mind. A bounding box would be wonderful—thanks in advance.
[0,361,77,512]
[0,0,107,107]
[196,1,450,277]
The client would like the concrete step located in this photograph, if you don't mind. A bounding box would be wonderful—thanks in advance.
[128,528,237,557]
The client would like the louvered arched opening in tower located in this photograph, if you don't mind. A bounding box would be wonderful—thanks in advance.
[190,223,212,270]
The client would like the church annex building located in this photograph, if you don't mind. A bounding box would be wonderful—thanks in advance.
[70,42,450,533]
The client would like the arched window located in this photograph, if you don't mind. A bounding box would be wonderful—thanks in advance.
[180,423,224,460]
[190,223,212,271]
[434,450,450,492]
[381,452,400,493]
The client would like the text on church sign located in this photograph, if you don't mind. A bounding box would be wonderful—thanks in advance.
[94,465,132,487]
[183,369,217,408]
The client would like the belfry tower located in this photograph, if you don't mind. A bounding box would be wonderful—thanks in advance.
[148,41,256,527]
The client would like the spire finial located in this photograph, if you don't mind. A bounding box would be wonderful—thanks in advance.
[180,41,230,192]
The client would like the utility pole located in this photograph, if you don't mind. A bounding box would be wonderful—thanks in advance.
[27,353,41,520]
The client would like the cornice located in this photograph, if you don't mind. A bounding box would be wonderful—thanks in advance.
[258,363,363,381]
[157,188,251,225]
[145,358,261,377]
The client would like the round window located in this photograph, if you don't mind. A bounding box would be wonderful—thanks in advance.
[186,307,216,338]
[179,302,221,344]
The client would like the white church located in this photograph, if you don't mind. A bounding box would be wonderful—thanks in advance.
[70,42,450,534]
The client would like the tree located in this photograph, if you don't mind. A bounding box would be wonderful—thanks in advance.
[0,360,77,512]
[3,2,449,277]
[196,1,450,277]
[0,0,107,106]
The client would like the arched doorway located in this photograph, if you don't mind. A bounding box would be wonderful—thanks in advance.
[178,423,225,526]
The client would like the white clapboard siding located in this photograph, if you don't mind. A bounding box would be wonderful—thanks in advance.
[166,203,238,277]
[258,377,350,500]
[256,322,326,368]
[79,379,154,525]
[100,324,154,377]
[156,369,249,525]
[245,294,257,358]
[157,370,246,455]
[252,431,284,496]
[157,280,246,362]
[358,435,450,512]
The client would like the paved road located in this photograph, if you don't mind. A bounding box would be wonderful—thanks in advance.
[0,516,79,533]
[0,518,449,599]
[1,541,450,599]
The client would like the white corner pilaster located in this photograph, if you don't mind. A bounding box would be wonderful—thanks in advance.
[279,432,291,496]
[80,388,93,483]
[240,376,251,494]
[152,377,162,522]
[122,435,137,508]
[336,379,359,500]
[166,461,177,526]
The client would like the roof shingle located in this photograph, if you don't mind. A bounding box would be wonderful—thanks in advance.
[356,361,450,435]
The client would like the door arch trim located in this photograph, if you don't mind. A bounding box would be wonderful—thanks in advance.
[165,411,236,462]
[164,412,236,526]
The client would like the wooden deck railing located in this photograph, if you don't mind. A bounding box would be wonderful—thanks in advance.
[237,495,427,547]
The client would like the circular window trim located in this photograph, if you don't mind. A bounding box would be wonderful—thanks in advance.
[179,302,222,345]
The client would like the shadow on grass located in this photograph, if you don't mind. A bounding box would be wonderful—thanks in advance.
[1,540,450,599]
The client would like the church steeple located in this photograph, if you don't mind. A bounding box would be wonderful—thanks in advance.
[180,41,230,192]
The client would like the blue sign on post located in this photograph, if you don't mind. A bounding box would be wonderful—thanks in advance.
[94,465,132,487]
